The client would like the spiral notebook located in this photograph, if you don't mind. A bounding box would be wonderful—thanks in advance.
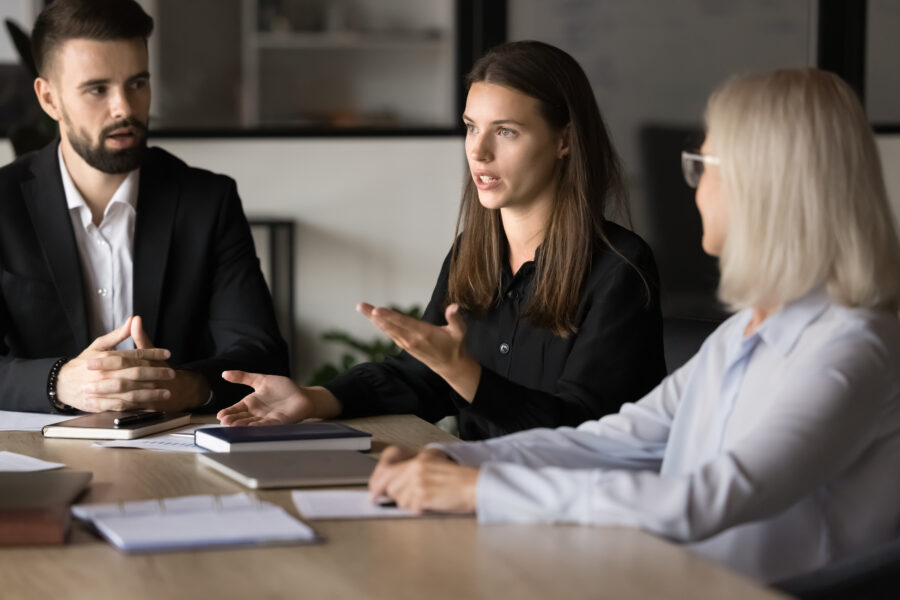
[72,493,318,553]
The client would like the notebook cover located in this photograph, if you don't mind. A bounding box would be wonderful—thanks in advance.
[41,412,191,440]
[198,423,371,443]
[194,423,372,452]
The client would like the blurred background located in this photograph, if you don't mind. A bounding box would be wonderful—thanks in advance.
[1,0,898,380]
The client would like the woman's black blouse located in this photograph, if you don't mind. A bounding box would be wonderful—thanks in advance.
[324,222,667,440]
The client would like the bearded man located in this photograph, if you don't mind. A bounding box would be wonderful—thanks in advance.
[0,0,289,414]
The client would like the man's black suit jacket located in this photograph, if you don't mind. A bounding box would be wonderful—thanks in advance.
[0,142,290,412]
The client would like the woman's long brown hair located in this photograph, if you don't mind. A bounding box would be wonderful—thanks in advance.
[449,41,634,337]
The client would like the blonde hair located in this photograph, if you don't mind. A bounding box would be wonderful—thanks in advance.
[705,68,900,314]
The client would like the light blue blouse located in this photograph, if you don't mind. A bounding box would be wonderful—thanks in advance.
[431,288,900,581]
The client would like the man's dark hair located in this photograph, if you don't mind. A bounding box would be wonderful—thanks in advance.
[31,0,154,76]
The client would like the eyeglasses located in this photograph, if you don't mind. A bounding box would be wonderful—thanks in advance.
[681,151,720,188]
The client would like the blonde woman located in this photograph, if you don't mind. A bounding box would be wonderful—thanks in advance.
[368,68,900,583]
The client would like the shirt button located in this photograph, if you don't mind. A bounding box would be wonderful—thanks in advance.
[98,288,108,297]
[499,343,510,354]
[506,290,515,299]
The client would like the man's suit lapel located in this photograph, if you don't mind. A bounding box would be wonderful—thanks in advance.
[21,142,90,350]
[133,149,176,342]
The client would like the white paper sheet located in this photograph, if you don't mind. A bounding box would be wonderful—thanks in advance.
[0,410,70,431]
[0,450,66,472]
[292,489,419,519]
[92,424,222,453]
[167,424,219,438]
[92,437,206,453]
[93,433,208,453]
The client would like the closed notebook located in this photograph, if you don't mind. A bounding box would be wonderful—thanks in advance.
[197,450,377,489]
[0,470,92,546]
[194,422,372,453]
[42,411,191,440]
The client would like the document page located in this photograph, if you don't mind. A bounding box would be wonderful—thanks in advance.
[93,435,206,453]
[292,490,420,519]
[0,410,70,432]
[0,451,66,472]
[93,425,220,453]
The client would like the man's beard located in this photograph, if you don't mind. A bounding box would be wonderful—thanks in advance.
[65,117,149,174]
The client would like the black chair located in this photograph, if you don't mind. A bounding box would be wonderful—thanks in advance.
[248,218,296,363]
[639,123,725,322]
[773,538,900,599]
[662,316,721,373]
[640,124,729,372]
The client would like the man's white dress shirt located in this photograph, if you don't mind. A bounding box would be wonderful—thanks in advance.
[58,147,138,350]
[431,288,900,582]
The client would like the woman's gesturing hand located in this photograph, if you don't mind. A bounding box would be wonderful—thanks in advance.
[217,371,341,425]
[357,302,482,401]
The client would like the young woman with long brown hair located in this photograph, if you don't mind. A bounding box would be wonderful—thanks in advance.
[217,41,666,440]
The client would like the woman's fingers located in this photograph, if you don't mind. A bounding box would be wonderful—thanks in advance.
[217,395,261,420]
[221,370,269,391]
[359,304,419,336]
[444,303,467,338]
[369,446,415,498]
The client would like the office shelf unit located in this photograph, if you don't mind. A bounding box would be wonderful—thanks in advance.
[240,0,457,129]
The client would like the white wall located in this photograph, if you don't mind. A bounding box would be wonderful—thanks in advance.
[158,137,465,382]
[879,136,900,227]
[0,1,38,63]
[0,137,465,381]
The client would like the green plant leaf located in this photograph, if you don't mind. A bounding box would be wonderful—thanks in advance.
[306,304,423,385]
[307,364,340,387]
[341,353,357,370]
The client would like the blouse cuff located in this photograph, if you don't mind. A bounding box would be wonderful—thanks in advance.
[469,367,518,418]
[475,462,597,525]
[323,370,374,418]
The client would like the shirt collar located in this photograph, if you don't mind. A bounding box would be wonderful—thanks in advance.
[58,145,140,228]
[754,285,832,357]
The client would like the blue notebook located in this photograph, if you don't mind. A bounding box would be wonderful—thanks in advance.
[194,422,372,453]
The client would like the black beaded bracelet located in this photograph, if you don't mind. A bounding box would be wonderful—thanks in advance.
[47,356,77,413]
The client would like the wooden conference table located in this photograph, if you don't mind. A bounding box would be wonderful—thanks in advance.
[0,415,787,600]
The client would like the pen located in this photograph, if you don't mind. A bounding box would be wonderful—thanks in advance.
[113,411,164,427]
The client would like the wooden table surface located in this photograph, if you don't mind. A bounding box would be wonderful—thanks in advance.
[0,415,788,600]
